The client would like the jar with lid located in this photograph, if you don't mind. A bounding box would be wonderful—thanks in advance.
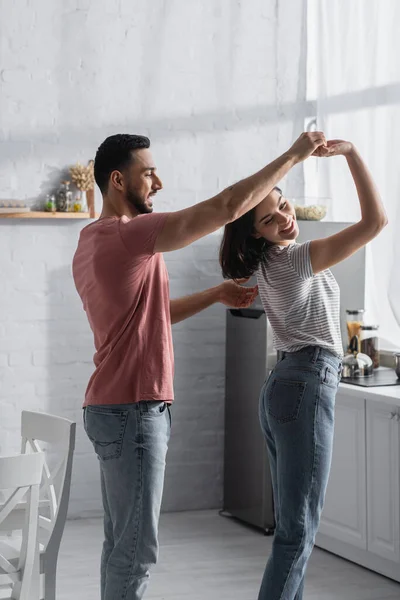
[56,181,73,212]
[44,193,56,213]
[346,309,365,350]
[360,325,379,368]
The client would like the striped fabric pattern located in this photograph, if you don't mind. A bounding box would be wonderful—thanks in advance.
[256,241,343,358]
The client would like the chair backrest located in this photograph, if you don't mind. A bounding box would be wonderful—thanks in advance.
[20,411,76,555]
[0,452,44,599]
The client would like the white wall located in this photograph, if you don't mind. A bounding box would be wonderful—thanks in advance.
[306,0,400,349]
[0,0,307,517]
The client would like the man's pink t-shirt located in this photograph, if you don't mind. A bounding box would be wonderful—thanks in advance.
[72,213,174,407]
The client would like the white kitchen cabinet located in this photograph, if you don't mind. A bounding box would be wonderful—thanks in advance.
[316,385,400,582]
[366,400,400,563]
[318,391,367,549]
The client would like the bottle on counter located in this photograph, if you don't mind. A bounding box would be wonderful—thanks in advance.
[360,325,380,369]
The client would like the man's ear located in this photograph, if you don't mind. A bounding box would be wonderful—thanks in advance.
[110,170,124,191]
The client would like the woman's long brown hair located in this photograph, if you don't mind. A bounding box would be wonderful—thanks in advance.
[219,187,281,280]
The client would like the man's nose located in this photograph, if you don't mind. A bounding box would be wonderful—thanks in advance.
[154,175,163,190]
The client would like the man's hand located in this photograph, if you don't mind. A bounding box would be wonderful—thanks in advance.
[286,131,327,164]
[312,139,354,158]
[170,279,259,324]
[217,279,259,308]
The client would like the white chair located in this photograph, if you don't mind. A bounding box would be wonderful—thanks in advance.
[2,412,76,600]
[0,452,44,600]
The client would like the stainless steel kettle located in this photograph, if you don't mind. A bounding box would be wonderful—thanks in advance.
[394,353,400,379]
[342,335,373,378]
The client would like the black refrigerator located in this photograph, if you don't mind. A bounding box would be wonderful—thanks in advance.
[223,307,275,533]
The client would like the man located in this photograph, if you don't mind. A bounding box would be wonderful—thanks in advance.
[73,131,327,600]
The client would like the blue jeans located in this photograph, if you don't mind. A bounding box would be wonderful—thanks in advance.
[83,401,171,600]
[258,346,341,600]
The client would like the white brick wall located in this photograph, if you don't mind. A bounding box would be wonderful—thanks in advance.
[0,0,306,517]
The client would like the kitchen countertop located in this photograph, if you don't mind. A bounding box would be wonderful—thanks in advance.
[339,378,400,405]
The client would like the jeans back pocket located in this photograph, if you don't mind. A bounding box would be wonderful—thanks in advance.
[267,378,307,424]
[84,406,128,460]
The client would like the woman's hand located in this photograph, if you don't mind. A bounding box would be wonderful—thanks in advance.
[309,139,387,276]
[217,279,259,308]
[287,131,328,163]
[313,139,354,157]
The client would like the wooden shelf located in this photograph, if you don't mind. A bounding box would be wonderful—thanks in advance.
[0,211,98,219]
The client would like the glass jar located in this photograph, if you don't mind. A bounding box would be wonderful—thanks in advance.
[56,181,72,212]
[44,193,56,213]
[346,309,365,350]
[73,191,82,212]
[360,325,380,368]
[293,197,330,221]
[73,190,87,212]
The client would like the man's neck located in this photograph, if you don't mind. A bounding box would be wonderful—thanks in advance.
[100,196,139,220]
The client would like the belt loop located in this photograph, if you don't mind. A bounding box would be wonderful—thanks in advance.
[311,346,320,364]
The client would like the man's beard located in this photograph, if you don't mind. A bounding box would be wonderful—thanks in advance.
[126,186,153,214]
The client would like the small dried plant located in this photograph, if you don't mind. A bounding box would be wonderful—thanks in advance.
[69,160,95,191]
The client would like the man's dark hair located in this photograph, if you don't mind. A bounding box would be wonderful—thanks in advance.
[94,134,150,194]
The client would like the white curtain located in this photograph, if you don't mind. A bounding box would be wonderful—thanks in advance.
[308,0,400,348]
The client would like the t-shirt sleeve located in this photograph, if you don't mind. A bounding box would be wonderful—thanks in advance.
[119,213,168,259]
[288,241,314,280]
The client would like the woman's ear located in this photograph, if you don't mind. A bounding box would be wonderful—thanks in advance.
[252,230,262,239]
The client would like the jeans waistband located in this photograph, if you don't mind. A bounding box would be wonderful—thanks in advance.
[280,346,342,371]
[84,401,171,413]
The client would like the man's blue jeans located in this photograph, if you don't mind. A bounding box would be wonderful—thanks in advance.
[84,401,171,600]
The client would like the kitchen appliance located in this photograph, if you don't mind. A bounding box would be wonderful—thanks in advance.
[223,308,275,533]
[342,336,373,378]
[346,309,365,349]
[394,353,400,379]
[360,325,380,368]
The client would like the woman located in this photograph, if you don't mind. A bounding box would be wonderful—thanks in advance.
[220,139,387,600]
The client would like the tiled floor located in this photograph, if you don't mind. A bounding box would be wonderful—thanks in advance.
[57,510,400,599]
